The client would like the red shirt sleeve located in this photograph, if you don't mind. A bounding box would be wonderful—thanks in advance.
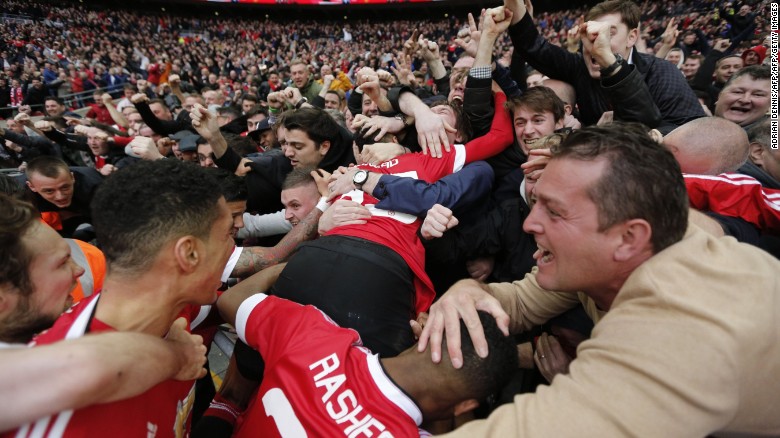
[463,91,513,164]
[685,173,780,234]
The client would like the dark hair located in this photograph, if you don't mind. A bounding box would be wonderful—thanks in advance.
[0,174,27,199]
[217,105,242,121]
[325,89,344,102]
[586,0,641,30]
[552,123,688,253]
[0,194,38,297]
[506,86,566,123]
[203,167,247,202]
[716,54,743,67]
[723,65,770,88]
[686,54,705,63]
[282,167,317,190]
[149,97,168,108]
[91,160,222,274]
[747,118,770,147]
[445,311,518,400]
[283,107,340,147]
[242,94,259,104]
[225,134,258,157]
[25,156,69,179]
[245,106,268,118]
[430,99,473,143]
[44,96,64,105]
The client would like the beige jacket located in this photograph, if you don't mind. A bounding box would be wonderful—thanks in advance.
[442,226,780,437]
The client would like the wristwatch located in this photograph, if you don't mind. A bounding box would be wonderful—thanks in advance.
[599,53,624,78]
[352,170,369,190]
[294,97,308,109]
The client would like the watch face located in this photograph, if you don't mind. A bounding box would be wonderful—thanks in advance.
[353,170,368,185]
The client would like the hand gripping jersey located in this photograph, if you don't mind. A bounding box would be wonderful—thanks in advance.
[327,92,513,314]
[7,294,213,438]
[234,293,430,438]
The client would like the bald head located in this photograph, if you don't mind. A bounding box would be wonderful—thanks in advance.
[663,117,749,175]
[542,78,576,112]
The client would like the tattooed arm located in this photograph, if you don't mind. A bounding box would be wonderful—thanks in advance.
[229,206,322,278]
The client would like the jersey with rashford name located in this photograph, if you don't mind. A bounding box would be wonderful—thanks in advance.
[6,293,213,438]
[327,92,513,314]
[234,293,430,438]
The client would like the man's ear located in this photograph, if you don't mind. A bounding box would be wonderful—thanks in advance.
[453,130,463,144]
[626,27,639,49]
[564,103,573,116]
[319,140,331,157]
[0,286,20,317]
[749,142,764,168]
[453,399,479,417]
[613,219,653,262]
[25,180,36,192]
[173,236,200,273]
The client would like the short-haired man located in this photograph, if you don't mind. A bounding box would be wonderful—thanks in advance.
[43,96,75,118]
[504,0,704,133]
[225,167,327,280]
[714,65,770,129]
[323,90,345,111]
[691,51,744,113]
[0,194,208,432]
[240,94,258,114]
[280,168,323,227]
[681,54,703,81]
[203,89,226,107]
[507,86,566,155]
[283,107,354,169]
[420,123,780,436]
[215,266,517,436]
[289,59,322,102]
[10,159,235,436]
[24,156,103,237]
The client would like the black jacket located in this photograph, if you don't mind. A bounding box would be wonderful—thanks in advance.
[215,123,355,214]
[509,13,704,133]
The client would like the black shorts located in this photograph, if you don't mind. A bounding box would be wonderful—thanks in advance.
[272,235,416,358]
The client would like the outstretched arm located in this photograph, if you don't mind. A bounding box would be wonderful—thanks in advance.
[228,207,321,278]
[0,318,206,432]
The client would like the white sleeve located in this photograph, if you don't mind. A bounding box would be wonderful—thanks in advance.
[452,143,467,173]
[237,210,292,239]
[220,246,244,282]
[236,293,269,345]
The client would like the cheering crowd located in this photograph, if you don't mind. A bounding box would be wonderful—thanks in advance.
[1,0,779,435]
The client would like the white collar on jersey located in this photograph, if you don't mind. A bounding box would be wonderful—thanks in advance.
[365,353,424,426]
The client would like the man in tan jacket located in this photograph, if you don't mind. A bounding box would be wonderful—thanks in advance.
[420,123,780,436]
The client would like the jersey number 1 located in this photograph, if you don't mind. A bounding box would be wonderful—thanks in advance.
[263,387,307,437]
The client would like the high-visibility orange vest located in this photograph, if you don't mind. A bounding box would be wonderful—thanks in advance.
[40,212,62,231]
[66,239,106,303]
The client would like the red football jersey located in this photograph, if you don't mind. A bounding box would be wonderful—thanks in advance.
[685,173,780,232]
[234,294,429,437]
[328,91,513,314]
[7,294,211,438]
